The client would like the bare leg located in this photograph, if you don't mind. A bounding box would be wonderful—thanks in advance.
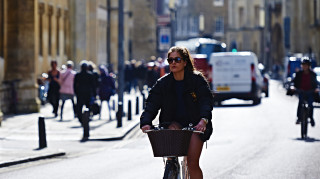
[99,100,103,120]
[187,134,204,179]
[107,100,112,120]
[60,99,65,121]
[168,122,182,130]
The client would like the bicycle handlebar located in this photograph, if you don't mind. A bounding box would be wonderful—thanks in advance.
[144,128,204,134]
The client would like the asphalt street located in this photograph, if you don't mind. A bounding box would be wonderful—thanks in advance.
[1,80,320,179]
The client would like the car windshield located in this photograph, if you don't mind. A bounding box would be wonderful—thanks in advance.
[196,44,226,60]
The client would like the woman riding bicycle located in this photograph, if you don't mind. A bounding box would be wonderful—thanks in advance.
[292,57,319,126]
[140,46,213,179]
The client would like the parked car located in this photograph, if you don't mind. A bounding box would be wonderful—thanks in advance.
[314,67,320,103]
[314,67,320,85]
[258,63,269,97]
[210,51,264,105]
[176,38,227,89]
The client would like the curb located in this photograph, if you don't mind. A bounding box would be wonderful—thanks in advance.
[88,121,140,141]
[0,152,66,168]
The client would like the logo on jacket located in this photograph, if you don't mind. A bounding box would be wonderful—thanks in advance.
[190,92,197,102]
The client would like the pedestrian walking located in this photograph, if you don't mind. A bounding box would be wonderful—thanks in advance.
[98,65,116,120]
[136,60,147,93]
[74,60,95,128]
[59,61,76,121]
[88,61,99,98]
[47,60,60,117]
[124,61,133,93]
[146,62,160,90]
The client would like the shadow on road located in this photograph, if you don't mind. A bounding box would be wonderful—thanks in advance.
[293,137,320,142]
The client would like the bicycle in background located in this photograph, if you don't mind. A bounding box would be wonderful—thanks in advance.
[145,123,203,179]
[297,90,313,139]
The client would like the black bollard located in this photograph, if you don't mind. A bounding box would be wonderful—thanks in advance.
[82,108,90,141]
[128,100,132,121]
[135,96,139,115]
[38,116,47,149]
[116,102,123,127]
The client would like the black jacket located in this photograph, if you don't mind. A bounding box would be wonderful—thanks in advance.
[140,71,214,141]
[293,70,318,90]
[74,70,95,100]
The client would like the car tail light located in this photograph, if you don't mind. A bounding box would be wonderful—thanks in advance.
[251,63,256,82]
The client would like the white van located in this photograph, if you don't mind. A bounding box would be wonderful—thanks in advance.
[209,52,263,105]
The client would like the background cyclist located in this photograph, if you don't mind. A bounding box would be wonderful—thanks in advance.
[292,57,319,126]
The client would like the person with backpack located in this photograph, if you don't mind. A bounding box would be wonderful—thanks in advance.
[98,65,116,120]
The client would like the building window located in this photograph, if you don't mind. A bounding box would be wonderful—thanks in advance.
[56,8,60,56]
[64,10,68,57]
[39,3,44,56]
[214,16,224,36]
[213,0,224,7]
[0,0,3,58]
[314,0,320,26]
[48,6,53,56]
[239,7,244,28]
[254,5,260,27]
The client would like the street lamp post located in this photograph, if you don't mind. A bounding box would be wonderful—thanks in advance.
[169,0,176,47]
[107,0,111,67]
[117,0,124,128]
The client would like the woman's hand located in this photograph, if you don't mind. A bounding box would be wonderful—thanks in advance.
[194,120,207,132]
[141,125,151,133]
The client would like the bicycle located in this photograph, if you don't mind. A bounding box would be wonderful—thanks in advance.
[145,124,203,179]
[297,90,312,139]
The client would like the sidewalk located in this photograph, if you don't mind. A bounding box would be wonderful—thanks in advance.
[0,92,144,168]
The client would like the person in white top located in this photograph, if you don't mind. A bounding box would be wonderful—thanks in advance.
[59,61,76,121]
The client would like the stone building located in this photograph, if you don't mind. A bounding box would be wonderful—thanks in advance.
[0,0,157,117]
[174,0,228,43]
[130,0,157,60]
[0,0,72,115]
[226,0,265,60]
[227,0,320,70]
[274,0,320,65]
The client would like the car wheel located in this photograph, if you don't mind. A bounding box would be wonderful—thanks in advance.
[253,97,261,105]
[265,90,269,97]
[214,101,221,106]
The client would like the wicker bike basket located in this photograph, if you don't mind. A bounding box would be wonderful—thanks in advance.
[147,130,193,157]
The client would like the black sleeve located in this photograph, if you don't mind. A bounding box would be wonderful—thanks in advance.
[196,75,213,121]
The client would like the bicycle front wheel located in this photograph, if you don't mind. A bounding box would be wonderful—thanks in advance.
[301,107,308,139]
[163,159,180,179]
[181,157,189,179]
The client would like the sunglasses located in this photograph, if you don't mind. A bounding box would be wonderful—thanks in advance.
[167,57,183,64]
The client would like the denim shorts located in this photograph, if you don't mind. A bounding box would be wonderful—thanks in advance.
[60,93,74,101]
